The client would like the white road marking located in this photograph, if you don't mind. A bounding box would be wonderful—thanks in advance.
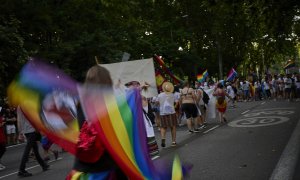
[228,116,289,128]
[203,125,220,134]
[7,143,24,149]
[251,107,295,112]
[241,110,250,114]
[243,110,294,117]
[0,157,62,179]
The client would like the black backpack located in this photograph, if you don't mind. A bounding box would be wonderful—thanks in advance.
[200,88,210,104]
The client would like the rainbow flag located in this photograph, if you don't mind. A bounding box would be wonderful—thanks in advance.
[155,70,166,88]
[197,69,208,83]
[226,68,238,82]
[154,55,183,84]
[7,60,79,154]
[8,59,191,180]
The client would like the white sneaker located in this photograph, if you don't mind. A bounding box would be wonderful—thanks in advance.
[151,155,160,160]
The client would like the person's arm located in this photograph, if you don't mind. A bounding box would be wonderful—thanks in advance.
[192,90,198,104]
[195,89,201,102]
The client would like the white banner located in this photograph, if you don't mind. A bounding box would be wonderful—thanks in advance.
[205,89,216,121]
[100,58,158,98]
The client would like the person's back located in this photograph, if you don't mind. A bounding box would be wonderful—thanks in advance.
[284,76,292,89]
[157,92,176,115]
[66,65,126,180]
[181,87,195,104]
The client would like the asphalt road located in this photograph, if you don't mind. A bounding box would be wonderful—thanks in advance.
[0,99,299,180]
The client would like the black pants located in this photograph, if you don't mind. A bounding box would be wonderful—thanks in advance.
[19,132,47,171]
[0,143,6,160]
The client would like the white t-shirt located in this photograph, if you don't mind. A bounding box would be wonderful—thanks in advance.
[284,78,292,89]
[296,81,300,89]
[263,81,270,90]
[174,92,181,102]
[156,92,176,115]
[226,85,235,98]
[242,82,249,91]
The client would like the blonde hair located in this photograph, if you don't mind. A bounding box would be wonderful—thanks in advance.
[85,65,113,87]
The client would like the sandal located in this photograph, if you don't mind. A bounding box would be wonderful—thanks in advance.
[171,142,177,147]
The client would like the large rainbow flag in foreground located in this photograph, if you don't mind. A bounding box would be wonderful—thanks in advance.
[8,60,191,180]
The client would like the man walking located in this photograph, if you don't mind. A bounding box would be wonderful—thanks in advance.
[17,106,49,177]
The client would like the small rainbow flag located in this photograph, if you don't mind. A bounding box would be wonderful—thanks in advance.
[8,59,191,180]
[226,68,238,82]
[154,55,183,84]
[197,69,208,83]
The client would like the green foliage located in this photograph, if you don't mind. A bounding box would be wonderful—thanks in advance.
[0,0,300,96]
[0,16,28,97]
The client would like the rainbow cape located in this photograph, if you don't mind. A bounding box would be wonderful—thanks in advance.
[8,60,191,180]
[197,69,208,83]
[226,68,238,82]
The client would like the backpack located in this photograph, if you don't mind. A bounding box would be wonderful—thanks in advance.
[200,88,210,104]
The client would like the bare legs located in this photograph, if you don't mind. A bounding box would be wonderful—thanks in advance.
[218,112,227,123]
[160,126,177,147]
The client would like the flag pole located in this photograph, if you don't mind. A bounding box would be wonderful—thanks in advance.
[95,56,100,65]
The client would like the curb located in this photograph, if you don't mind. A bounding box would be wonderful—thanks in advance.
[269,118,300,180]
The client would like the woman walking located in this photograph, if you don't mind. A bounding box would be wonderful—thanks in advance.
[213,83,232,123]
[156,82,178,147]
